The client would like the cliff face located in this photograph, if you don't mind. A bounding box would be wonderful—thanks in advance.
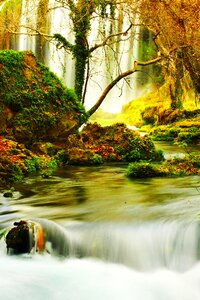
[0,50,87,142]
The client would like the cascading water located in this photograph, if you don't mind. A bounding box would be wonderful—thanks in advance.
[47,0,75,87]
[64,220,200,271]
[83,7,140,112]
[1,219,200,299]
[19,0,40,53]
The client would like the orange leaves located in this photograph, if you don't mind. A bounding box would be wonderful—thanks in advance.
[9,155,23,163]
[0,137,10,155]
[93,144,115,158]
[0,138,22,166]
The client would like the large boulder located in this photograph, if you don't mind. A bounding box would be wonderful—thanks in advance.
[0,50,87,142]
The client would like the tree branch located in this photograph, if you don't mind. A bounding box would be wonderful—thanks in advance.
[9,26,52,38]
[89,24,133,53]
[87,56,162,116]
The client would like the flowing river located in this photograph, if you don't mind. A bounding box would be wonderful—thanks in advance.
[0,142,200,300]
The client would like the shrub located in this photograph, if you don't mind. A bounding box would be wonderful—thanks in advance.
[126,162,166,178]
[125,153,200,178]
[91,154,104,165]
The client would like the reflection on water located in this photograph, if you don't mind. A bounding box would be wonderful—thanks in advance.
[154,141,200,159]
[0,163,199,227]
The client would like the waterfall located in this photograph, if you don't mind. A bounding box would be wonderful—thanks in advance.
[14,0,142,113]
[19,0,40,52]
[47,0,75,87]
[83,8,140,112]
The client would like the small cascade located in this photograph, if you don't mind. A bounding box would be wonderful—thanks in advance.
[65,220,200,271]
[33,218,70,257]
[2,218,200,271]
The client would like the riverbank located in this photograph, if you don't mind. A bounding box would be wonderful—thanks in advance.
[0,123,164,189]
[1,129,199,195]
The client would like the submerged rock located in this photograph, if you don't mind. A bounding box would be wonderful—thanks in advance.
[6,220,35,254]
[70,122,164,164]
[5,219,70,257]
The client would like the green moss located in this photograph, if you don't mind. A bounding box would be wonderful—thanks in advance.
[126,162,166,178]
[126,153,200,178]
[0,50,88,141]
[54,149,69,164]
[151,126,181,141]
[80,123,164,163]
[91,154,104,165]
[151,125,200,144]
[177,127,200,144]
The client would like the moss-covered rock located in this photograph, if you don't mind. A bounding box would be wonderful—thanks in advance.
[0,50,87,142]
[140,106,200,127]
[156,108,200,125]
[126,162,166,178]
[126,153,200,178]
[150,125,200,144]
[77,123,164,163]
[0,136,60,184]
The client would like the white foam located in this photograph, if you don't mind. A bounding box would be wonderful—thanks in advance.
[0,255,200,300]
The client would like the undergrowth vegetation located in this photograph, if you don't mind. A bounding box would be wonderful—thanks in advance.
[126,153,200,178]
